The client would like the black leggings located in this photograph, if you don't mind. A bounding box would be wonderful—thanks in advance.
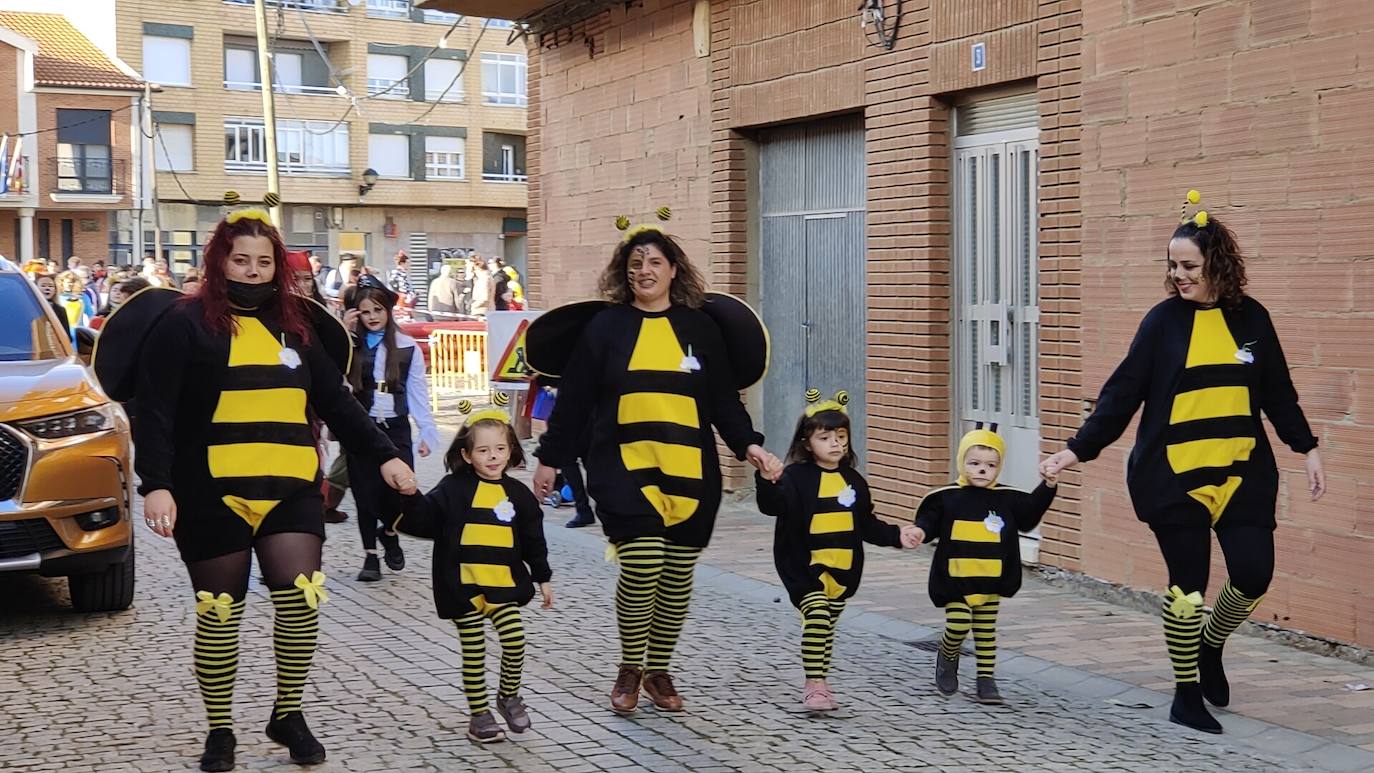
[186,532,324,597]
[348,420,413,552]
[1151,524,1275,599]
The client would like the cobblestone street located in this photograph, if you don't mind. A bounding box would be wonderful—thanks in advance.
[2,425,1370,772]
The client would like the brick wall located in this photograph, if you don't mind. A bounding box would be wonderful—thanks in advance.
[1076,0,1374,645]
[36,92,136,210]
[0,42,19,135]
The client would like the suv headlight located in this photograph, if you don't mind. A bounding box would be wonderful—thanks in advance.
[17,406,115,440]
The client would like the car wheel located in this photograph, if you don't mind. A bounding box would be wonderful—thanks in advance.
[69,543,135,612]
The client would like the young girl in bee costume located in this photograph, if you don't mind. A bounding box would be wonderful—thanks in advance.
[529,209,782,715]
[395,395,553,744]
[1042,190,1327,734]
[101,195,418,771]
[756,390,921,711]
[914,426,1056,705]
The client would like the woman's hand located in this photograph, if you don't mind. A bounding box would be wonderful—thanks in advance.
[143,489,177,538]
[343,308,360,331]
[417,440,431,459]
[539,582,554,610]
[532,464,558,499]
[1306,449,1326,501]
[899,524,924,549]
[745,445,783,483]
[1040,449,1080,480]
[382,458,418,495]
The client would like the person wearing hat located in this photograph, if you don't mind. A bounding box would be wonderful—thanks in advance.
[530,214,782,715]
[106,202,419,771]
[343,273,439,581]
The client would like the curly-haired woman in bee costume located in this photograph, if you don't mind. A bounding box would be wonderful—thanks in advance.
[1041,191,1327,734]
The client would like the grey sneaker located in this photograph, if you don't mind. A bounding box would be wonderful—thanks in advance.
[495,694,532,733]
[976,676,1004,705]
[466,711,506,744]
[934,652,959,696]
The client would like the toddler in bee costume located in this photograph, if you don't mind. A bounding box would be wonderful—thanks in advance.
[394,395,553,744]
[756,390,922,711]
[912,426,1056,704]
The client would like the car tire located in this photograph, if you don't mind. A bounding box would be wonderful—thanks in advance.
[69,543,135,613]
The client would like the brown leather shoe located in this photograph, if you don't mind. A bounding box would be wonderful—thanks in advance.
[642,670,684,712]
[610,665,643,715]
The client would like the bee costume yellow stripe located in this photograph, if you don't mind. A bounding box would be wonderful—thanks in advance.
[94,193,403,768]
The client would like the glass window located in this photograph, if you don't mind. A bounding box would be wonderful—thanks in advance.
[367,53,410,98]
[142,36,191,86]
[0,274,65,361]
[481,53,526,106]
[424,58,462,102]
[424,135,463,179]
[274,51,303,92]
[225,47,257,89]
[154,124,194,171]
[368,133,410,178]
[224,117,349,175]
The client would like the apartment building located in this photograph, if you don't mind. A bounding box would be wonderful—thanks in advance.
[0,11,149,264]
[116,0,529,281]
[423,0,1374,649]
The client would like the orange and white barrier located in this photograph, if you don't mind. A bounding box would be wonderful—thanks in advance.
[428,328,488,409]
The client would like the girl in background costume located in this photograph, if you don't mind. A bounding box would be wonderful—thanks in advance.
[914,427,1056,705]
[1041,190,1327,734]
[532,211,781,715]
[344,274,440,581]
[756,390,920,711]
[127,196,418,771]
[396,395,552,744]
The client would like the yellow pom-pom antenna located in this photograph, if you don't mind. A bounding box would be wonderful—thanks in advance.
[457,399,473,415]
[1187,189,1201,204]
[263,191,281,208]
[803,387,850,417]
[493,392,511,407]
[1193,210,1209,228]
[655,206,672,222]
[805,388,822,404]
[1180,189,1203,224]
[615,215,631,231]
[224,190,241,206]
[835,390,849,406]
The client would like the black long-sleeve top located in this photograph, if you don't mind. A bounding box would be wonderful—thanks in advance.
[133,299,399,515]
[914,482,1055,607]
[1067,295,1316,528]
[534,304,764,548]
[756,463,902,607]
[395,470,551,619]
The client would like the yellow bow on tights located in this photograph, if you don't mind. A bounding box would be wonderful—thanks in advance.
[1168,585,1204,618]
[294,571,330,609]
[195,591,235,623]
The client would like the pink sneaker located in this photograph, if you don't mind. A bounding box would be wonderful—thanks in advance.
[802,681,838,711]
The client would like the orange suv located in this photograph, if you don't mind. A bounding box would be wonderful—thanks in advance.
[0,266,134,611]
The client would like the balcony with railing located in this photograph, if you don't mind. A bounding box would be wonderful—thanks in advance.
[224,80,338,96]
[422,8,462,24]
[50,157,126,196]
[481,172,526,183]
[223,0,346,12]
[366,0,410,18]
[367,78,410,99]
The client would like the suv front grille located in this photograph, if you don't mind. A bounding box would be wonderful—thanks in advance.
[0,429,26,501]
[0,518,63,559]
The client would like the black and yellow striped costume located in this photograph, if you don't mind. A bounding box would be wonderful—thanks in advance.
[757,463,902,678]
[396,470,551,713]
[1067,295,1316,705]
[134,299,399,730]
[915,430,1055,678]
[535,305,762,673]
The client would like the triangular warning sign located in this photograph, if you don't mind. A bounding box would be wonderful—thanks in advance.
[493,319,534,381]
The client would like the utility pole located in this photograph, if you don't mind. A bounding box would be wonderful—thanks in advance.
[253,0,282,226]
[145,81,162,264]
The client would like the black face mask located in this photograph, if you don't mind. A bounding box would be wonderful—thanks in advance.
[227,280,278,309]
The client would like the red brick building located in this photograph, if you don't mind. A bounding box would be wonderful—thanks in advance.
[0,12,149,265]
[420,0,1374,648]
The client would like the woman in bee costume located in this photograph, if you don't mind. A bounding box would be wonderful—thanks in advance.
[530,208,782,715]
[95,193,418,771]
[1041,190,1327,735]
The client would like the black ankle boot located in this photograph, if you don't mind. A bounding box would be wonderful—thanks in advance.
[199,728,235,772]
[379,531,405,571]
[1199,642,1230,707]
[1169,682,1223,734]
[934,652,959,696]
[266,709,326,764]
[356,553,381,582]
